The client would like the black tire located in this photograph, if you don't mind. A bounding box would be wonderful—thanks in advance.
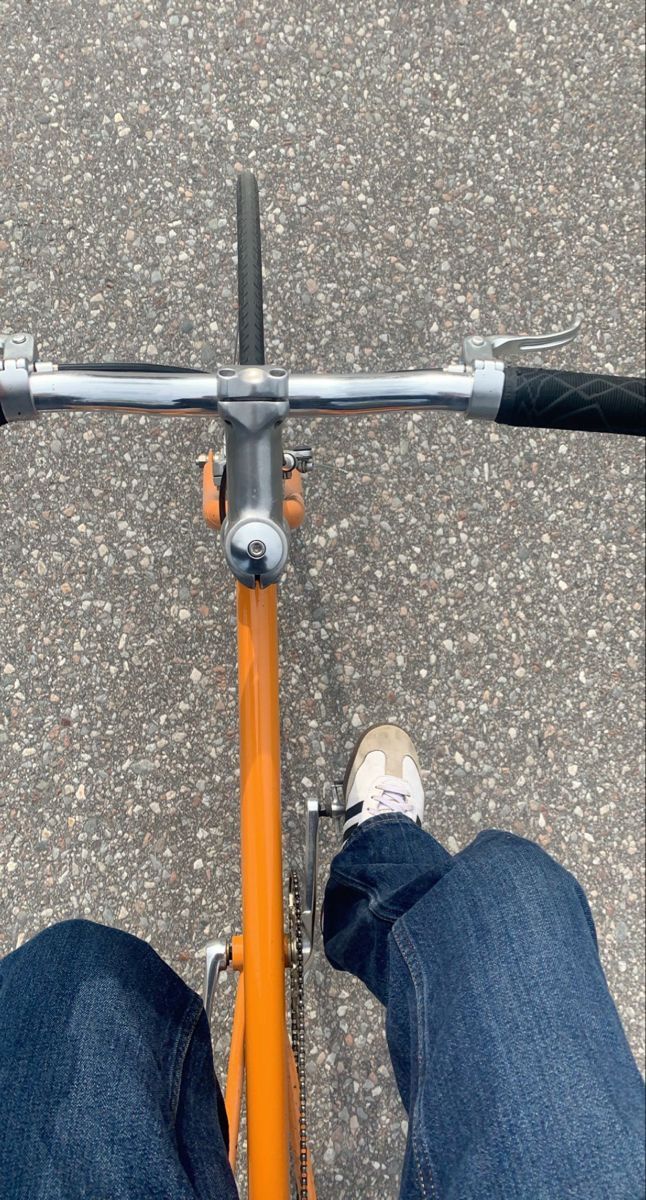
[236,171,265,365]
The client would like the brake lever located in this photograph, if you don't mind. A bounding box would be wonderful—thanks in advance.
[462,318,582,366]
[463,318,583,420]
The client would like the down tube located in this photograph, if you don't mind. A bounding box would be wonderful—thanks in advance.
[237,582,290,1200]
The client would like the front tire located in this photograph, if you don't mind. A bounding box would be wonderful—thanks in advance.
[236,171,265,365]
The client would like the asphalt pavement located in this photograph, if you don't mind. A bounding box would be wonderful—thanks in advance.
[1,2,644,1196]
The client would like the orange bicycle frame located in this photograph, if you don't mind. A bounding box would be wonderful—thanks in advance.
[237,580,289,1197]
[204,467,313,1198]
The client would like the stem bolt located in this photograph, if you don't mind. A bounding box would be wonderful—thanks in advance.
[247,539,266,560]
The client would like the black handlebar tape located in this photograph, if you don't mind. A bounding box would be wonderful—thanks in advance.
[497,367,645,437]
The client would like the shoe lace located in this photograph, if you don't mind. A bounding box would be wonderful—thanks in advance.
[366,775,415,818]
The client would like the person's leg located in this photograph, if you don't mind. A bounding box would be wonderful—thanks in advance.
[0,919,238,1200]
[324,814,645,1200]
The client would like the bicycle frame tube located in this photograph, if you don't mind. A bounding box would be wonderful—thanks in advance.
[237,582,290,1200]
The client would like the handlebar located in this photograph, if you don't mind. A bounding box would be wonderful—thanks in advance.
[2,360,645,433]
[2,338,644,588]
[26,365,473,418]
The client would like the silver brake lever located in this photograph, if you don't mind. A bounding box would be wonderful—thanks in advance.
[464,318,582,421]
[463,317,582,367]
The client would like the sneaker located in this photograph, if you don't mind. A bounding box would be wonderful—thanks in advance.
[341,723,424,844]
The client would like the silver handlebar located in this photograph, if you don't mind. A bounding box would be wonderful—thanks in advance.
[3,315,584,424]
[1,319,582,588]
[27,363,476,417]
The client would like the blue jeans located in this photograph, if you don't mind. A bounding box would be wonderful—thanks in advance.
[1,821,643,1199]
[323,818,645,1198]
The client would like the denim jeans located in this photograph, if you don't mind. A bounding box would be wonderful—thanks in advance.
[323,818,645,1199]
[1,821,643,1199]
[0,917,238,1200]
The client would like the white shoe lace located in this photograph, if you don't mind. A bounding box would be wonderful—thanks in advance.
[363,775,415,819]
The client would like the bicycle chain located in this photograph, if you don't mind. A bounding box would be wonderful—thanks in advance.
[288,870,308,1199]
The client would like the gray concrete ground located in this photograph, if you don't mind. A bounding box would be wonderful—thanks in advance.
[1,1,644,1196]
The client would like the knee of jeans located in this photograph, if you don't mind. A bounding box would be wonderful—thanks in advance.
[467,830,573,889]
[27,918,144,975]
[466,830,597,943]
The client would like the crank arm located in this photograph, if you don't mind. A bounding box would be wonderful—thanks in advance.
[302,783,345,966]
[302,797,319,965]
[203,939,230,1021]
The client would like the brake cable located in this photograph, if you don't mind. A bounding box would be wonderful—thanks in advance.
[60,362,207,374]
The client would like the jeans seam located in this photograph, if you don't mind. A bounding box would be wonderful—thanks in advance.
[393,919,439,1200]
[169,993,204,1120]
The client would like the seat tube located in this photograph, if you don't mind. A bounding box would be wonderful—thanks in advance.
[237,581,290,1200]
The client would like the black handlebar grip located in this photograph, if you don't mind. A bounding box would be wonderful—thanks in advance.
[497,367,645,437]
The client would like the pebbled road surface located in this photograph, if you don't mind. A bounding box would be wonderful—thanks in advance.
[1,2,644,1196]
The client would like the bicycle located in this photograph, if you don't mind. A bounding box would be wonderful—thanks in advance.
[1,170,644,1200]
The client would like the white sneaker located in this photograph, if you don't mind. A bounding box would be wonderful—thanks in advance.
[342,724,424,844]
